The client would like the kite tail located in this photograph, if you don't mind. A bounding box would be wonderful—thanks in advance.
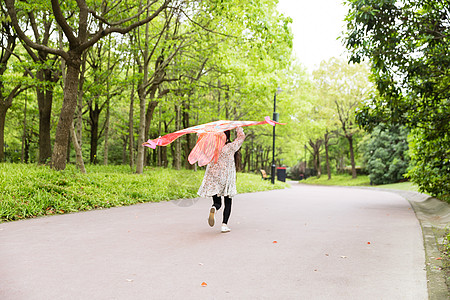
[264,116,286,126]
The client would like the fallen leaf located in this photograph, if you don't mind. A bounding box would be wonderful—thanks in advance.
[273,241,278,244]
[367,242,371,245]
[201,282,207,287]
[435,257,442,260]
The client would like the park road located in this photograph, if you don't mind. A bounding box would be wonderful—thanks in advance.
[0,183,427,300]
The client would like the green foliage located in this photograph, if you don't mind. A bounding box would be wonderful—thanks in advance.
[1,0,313,172]
[0,163,288,222]
[343,0,450,197]
[407,128,450,201]
[362,124,410,185]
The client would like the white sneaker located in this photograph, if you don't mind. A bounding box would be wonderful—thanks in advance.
[208,207,216,227]
[221,223,231,233]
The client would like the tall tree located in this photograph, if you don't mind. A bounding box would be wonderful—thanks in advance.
[5,0,170,170]
[313,58,372,178]
[308,138,323,178]
[0,11,28,161]
[132,3,183,174]
[20,10,60,164]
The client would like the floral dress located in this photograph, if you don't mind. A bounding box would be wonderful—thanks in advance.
[197,127,245,197]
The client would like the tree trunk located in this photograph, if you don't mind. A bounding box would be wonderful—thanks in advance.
[66,127,71,163]
[144,100,158,165]
[242,145,249,171]
[312,151,319,178]
[0,105,7,161]
[103,97,110,165]
[324,131,332,180]
[76,54,86,147]
[309,138,323,178]
[129,81,135,168]
[135,85,147,174]
[347,135,357,179]
[173,105,181,170]
[325,142,331,180]
[37,70,54,164]
[21,97,27,163]
[104,37,112,166]
[51,59,81,171]
[122,135,128,164]
[183,101,193,169]
[89,103,100,164]
[317,151,322,178]
[71,121,86,173]
[161,146,168,167]
[24,137,30,163]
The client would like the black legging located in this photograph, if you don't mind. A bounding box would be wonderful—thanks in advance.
[212,195,232,224]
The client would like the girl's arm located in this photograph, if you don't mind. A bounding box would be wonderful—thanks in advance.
[229,127,245,152]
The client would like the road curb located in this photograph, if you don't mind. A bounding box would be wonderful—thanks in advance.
[383,190,449,300]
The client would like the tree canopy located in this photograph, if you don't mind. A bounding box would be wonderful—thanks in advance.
[343,0,450,197]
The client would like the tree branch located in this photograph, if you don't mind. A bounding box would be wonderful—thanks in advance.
[51,0,78,46]
[177,7,237,38]
[88,0,159,27]
[4,0,69,60]
[79,0,170,52]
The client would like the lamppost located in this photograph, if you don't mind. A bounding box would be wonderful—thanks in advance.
[271,87,282,184]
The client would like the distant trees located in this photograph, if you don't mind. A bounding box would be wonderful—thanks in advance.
[312,58,372,179]
[5,0,171,170]
[1,0,296,173]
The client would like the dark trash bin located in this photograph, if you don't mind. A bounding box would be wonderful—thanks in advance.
[277,167,287,182]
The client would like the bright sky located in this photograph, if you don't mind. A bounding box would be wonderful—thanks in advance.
[277,0,349,72]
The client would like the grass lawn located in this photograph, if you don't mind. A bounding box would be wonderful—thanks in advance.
[373,181,419,192]
[0,163,288,222]
[301,174,371,186]
[300,173,419,192]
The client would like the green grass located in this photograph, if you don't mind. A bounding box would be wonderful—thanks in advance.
[301,174,371,186]
[373,181,419,192]
[0,163,288,222]
[300,174,419,192]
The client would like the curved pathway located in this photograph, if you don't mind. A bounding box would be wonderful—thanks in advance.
[0,183,427,299]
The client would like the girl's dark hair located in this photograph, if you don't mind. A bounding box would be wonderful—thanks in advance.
[224,129,242,170]
[224,130,231,144]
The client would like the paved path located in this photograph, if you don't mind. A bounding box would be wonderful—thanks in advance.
[0,183,427,299]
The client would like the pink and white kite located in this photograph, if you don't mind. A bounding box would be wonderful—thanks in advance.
[143,116,286,167]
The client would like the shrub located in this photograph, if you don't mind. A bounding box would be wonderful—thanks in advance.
[407,128,450,202]
[362,124,410,185]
